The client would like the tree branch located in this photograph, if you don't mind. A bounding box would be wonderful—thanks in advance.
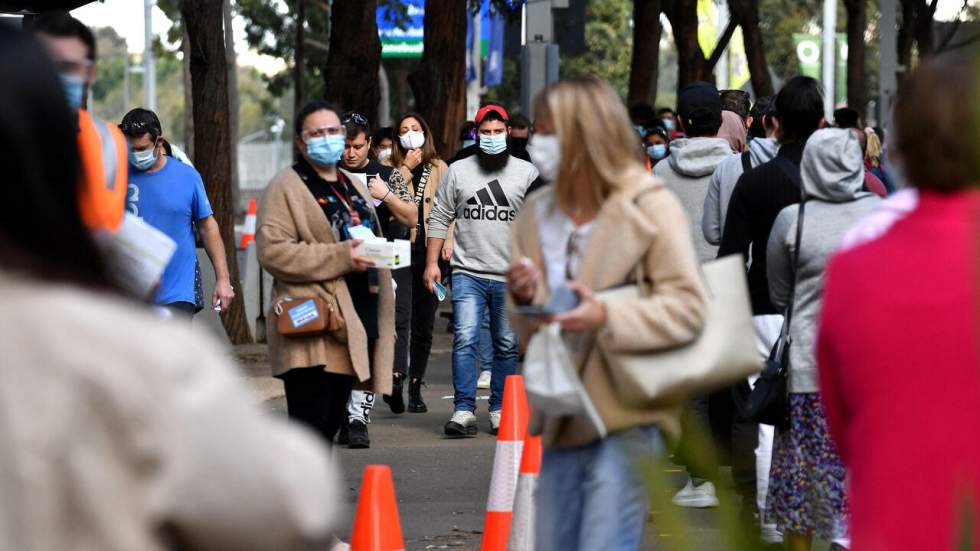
[943,30,980,51]
[705,13,741,72]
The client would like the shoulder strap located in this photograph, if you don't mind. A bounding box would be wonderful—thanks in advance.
[740,151,752,173]
[413,162,433,205]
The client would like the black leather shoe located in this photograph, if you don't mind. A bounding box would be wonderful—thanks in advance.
[347,419,370,449]
[336,420,350,446]
[408,378,428,413]
[383,374,406,414]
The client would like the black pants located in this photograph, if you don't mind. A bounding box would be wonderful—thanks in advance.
[279,368,354,445]
[392,266,412,380]
[408,248,440,380]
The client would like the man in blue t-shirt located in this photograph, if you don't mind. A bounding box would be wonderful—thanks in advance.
[120,108,235,316]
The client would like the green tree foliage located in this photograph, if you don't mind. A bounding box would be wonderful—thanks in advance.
[560,0,633,97]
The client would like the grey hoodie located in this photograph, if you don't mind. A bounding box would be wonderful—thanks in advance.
[702,137,779,245]
[767,129,881,393]
[653,137,733,262]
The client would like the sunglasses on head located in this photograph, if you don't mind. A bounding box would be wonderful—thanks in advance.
[342,112,369,127]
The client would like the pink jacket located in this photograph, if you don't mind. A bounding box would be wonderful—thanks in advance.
[817,190,980,551]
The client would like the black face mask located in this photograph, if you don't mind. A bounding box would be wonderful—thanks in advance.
[510,137,529,150]
[476,146,510,173]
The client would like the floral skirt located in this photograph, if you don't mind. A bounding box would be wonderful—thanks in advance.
[765,393,849,539]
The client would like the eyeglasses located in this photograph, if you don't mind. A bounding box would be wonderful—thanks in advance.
[301,125,344,140]
[342,112,369,127]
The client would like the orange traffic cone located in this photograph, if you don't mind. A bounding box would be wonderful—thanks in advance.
[239,198,257,249]
[481,375,530,551]
[506,433,542,551]
[351,465,405,551]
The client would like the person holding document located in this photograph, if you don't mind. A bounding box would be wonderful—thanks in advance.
[507,77,706,551]
[337,111,416,448]
[257,100,395,447]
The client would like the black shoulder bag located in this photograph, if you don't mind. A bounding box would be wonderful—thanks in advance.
[733,156,805,428]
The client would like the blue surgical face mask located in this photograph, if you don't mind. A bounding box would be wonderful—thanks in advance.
[462,139,476,149]
[129,147,158,171]
[306,134,345,167]
[632,124,646,136]
[60,74,85,112]
[480,133,508,155]
[662,118,675,131]
[647,144,668,160]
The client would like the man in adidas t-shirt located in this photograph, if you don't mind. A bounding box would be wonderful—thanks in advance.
[424,105,539,437]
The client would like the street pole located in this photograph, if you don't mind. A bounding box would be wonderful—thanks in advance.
[821,0,837,119]
[879,0,898,129]
[144,0,156,112]
[520,0,561,118]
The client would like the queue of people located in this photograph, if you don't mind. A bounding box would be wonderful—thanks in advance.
[3,8,979,551]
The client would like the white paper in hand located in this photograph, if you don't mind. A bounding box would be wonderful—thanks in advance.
[98,213,177,300]
[348,224,377,242]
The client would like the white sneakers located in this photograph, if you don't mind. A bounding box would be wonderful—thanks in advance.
[444,410,478,437]
[489,410,501,434]
[477,370,492,389]
[672,480,720,508]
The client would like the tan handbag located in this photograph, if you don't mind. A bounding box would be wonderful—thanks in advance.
[596,254,761,407]
[274,295,344,337]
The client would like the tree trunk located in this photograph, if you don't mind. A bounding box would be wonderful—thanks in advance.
[628,0,662,106]
[224,0,240,212]
[730,0,774,96]
[665,0,708,93]
[323,0,382,124]
[408,0,467,160]
[181,0,252,345]
[913,0,937,56]
[844,0,867,119]
[182,27,194,158]
[898,0,916,73]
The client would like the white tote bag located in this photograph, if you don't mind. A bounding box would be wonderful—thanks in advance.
[596,254,761,407]
[523,322,607,437]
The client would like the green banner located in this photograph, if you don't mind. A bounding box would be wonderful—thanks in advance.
[793,33,848,106]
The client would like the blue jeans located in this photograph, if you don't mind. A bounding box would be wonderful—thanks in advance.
[451,272,518,412]
[536,426,664,551]
[478,310,493,372]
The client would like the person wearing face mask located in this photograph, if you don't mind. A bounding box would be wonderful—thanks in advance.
[389,112,452,414]
[642,124,670,173]
[447,102,534,165]
[257,100,394,451]
[425,105,539,436]
[119,108,235,318]
[658,107,683,139]
[33,11,128,234]
[370,127,395,166]
[508,113,532,158]
[336,112,416,449]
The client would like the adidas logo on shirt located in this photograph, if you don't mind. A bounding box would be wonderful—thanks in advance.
[461,179,517,222]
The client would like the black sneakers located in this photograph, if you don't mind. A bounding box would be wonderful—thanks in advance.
[408,378,428,413]
[383,374,406,414]
[348,419,370,449]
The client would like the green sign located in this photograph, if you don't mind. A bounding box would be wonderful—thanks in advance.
[793,33,848,105]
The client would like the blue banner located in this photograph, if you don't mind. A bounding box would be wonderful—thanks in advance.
[484,5,505,87]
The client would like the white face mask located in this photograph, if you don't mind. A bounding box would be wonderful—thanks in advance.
[527,134,560,182]
[377,148,392,162]
[400,130,425,150]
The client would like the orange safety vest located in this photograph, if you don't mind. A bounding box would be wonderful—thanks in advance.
[77,109,127,232]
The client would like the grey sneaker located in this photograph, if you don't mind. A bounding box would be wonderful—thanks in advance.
[489,410,501,434]
[672,479,719,508]
[444,410,478,437]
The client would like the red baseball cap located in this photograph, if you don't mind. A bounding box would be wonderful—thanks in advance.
[475,105,509,124]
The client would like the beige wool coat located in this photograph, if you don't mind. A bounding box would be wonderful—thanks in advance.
[510,174,707,448]
[257,166,395,395]
[0,272,340,551]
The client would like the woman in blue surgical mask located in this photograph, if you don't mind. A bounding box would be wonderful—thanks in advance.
[256,100,396,467]
[642,124,670,173]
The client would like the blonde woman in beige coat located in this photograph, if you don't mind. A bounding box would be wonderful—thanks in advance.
[258,101,395,445]
[508,78,707,550]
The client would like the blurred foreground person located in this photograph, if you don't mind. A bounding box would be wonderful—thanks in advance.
[0,28,339,550]
[818,54,980,551]
[765,129,880,550]
[258,101,394,446]
[508,78,706,551]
